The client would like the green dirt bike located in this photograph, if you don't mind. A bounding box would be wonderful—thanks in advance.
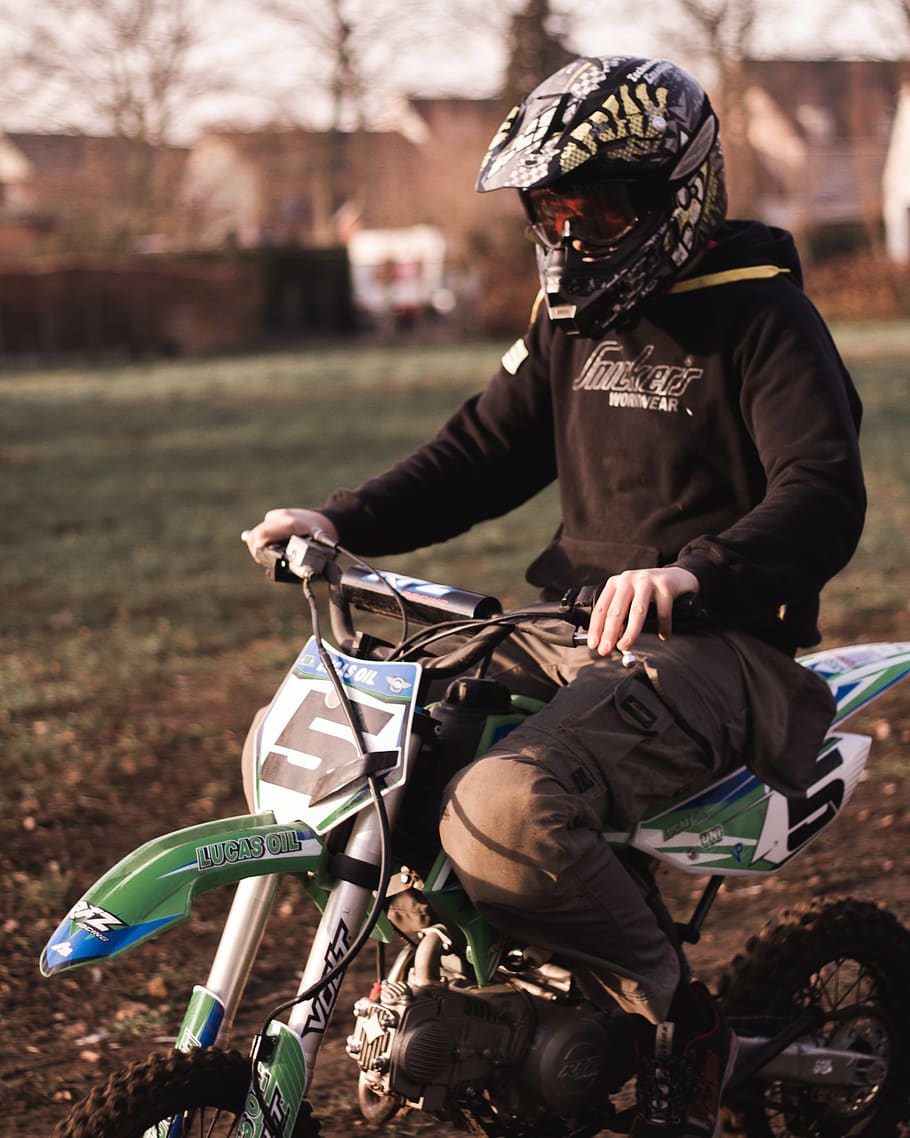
[42,533,910,1137]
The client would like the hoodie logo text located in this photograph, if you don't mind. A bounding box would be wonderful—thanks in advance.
[573,341,702,413]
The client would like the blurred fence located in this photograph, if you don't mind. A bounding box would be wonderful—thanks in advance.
[0,248,354,361]
[0,245,902,364]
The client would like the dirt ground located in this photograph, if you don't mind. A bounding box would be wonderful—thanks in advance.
[4,610,910,1137]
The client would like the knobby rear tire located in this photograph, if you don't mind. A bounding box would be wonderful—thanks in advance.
[54,1047,321,1138]
[719,897,910,1138]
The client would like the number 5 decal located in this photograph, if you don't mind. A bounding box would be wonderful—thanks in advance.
[786,748,845,853]
[262,693,395,798]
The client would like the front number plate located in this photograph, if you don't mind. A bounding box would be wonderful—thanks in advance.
[254,637,421,833]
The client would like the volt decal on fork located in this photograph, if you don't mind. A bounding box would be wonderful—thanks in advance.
[301,920,351,1037]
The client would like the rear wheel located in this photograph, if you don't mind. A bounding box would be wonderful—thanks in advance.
[55,1047,321,1138]
[720,897,910,1137]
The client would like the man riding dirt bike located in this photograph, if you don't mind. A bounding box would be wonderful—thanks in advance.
[243,54,866,1138]
[42,532,910,1138]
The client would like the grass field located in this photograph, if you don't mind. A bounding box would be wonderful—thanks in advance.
[2,327,910,1130]
[3,324,909,885]
[3,326,908,707]
[3,326,910,787]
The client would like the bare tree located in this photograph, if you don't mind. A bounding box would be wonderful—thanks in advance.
[260,0,454,240]
[670,0,756,116]
[501,0,575,107]
[264,0,362,134]
[0,0,239,143]
[0,0,238,249]
[661,0,761,213]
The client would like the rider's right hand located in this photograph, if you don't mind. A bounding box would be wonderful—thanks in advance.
[244,508,339,563]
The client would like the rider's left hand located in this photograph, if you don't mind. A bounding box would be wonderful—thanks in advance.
[243,508,338,563]
[587,566,699,656]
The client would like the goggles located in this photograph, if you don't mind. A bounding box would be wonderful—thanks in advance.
[524,181,640,251]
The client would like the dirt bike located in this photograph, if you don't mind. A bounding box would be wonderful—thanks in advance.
[42,533,910,1138]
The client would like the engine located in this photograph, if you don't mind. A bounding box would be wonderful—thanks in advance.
[346,970,633,1125]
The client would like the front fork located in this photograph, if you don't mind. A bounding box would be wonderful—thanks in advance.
[286,789,401,1077]
[175,872,281,1052]
[174,776,409,1135]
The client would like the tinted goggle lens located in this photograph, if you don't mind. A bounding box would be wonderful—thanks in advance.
[525,183,639,248]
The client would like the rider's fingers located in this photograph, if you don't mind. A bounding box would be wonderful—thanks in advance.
[245,513,293,559]
[616,586,651,651]
[591,577,634,655]
[245,524,269,560]
[586,581,612,652]
[654,584,675,642]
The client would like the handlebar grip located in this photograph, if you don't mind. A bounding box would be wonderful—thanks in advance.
[248,535,339,585]
[563,586,704,631]
[254,544,297,583]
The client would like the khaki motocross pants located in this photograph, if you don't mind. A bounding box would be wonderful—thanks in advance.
[438,627,822,1024]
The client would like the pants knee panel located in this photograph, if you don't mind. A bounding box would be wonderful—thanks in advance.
[440,753,589,909]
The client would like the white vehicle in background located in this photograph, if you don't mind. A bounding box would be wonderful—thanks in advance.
[348,224,454,328]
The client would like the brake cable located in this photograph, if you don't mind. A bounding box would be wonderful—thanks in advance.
[324,536,413,648]
[247,569,394,1122]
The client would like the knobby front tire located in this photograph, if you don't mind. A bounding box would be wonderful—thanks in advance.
[55,1047,321,1138]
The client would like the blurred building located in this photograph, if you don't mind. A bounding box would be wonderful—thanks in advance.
[1,66,907,265]
[176,97,525,328]
[883,83,910,264]
[0,132,188,256]
[736,58,904,257]
[179,98,513,253]
[0,59,907,356]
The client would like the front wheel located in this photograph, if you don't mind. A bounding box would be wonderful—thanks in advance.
[55,1047,321,1138]
[719,897,910,1137]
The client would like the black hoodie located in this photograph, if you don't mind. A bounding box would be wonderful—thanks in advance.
[323,221,866,653]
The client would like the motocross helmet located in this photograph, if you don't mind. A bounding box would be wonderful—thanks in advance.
[476,56,727,336]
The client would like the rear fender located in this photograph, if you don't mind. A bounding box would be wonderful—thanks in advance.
[798,641,910,724]
[41,812,324,976]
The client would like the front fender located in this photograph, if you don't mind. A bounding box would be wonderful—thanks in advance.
[41,812,324,977]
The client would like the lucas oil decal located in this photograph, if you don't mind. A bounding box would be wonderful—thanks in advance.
[195,829,305,871]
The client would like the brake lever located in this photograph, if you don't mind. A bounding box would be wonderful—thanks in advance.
[566,627,635,666]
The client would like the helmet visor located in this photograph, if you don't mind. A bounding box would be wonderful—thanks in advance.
[524,182,639,251]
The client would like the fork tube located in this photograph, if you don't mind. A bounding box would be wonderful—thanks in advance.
[287,782,407,1091]
[205,873,281,1040]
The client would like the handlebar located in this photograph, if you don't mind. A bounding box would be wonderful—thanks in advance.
[252,535,508,622]
[341,565,503,625]
[246,533,702,677]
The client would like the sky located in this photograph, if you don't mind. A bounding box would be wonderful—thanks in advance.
[193,0,908,135]
[1,0,906,142]
[584,1,905,62]
[402,1,907,95]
